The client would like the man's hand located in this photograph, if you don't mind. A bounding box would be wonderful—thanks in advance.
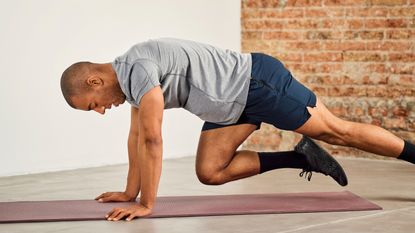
[94,192,134,203]
[105,203,152,221]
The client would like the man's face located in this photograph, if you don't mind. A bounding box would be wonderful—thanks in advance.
[71,85,126,115]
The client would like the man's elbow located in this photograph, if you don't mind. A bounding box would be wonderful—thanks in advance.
[142,137,163,159]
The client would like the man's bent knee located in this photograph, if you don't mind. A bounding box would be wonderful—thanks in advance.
[196,168,226,185]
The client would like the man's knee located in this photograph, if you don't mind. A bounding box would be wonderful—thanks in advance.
[196,166,225,185]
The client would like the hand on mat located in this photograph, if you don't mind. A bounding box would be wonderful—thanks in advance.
[105,203,152,221]
[95,192,134,202]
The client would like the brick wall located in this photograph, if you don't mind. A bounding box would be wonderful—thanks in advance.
[240,0,415,159]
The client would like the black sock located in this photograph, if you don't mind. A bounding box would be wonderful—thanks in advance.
[397,140,415,164]
[258,151,307,174]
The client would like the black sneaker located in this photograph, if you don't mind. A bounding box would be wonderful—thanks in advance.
[294,136,348,186]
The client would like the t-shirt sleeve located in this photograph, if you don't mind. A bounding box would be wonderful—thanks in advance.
[129,59,161,107]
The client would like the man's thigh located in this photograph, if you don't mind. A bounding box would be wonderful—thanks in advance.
[294,97,348,141]
[196,123,257,172]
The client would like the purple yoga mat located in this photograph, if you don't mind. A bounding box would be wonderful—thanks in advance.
[0,191,381,223]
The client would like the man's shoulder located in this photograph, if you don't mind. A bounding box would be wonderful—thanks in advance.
[115,39,160,63]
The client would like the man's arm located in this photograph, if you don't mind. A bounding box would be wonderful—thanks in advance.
[106,86,164,221]
[94,106,142,202]
[136,86,164,209]
[124,106,141,199]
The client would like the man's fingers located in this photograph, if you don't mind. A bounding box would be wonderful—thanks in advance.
[112,211,129,221]
[94,194,104,200]
[95,192,110,200]
[99,194,121,203]
[99,197,111,203]
[105,208,117,219]
[108,208,122,220]
[126,213,137,221]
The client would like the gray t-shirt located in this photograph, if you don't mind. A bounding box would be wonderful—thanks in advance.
[112,38,252,125]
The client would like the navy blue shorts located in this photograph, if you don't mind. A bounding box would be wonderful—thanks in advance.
[201,52,317,132]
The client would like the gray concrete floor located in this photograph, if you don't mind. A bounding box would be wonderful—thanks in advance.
[0,156,415,233]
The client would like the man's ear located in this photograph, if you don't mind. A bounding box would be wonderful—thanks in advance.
[86,75,103,87]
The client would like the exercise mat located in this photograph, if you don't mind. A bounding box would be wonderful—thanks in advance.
[0,191,381,223]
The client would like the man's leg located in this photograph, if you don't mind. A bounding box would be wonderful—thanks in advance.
[294,97,406,158]
[196,122,344,186]
[195,123,260,185]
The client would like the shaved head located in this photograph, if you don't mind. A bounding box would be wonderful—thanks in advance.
[60,61,126,113]
[60,61,93,108]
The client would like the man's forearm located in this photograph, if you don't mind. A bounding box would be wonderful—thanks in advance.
[124,133,141,199]
[138,140,163,209]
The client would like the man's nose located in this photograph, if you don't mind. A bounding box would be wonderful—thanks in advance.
[94,106,105,115]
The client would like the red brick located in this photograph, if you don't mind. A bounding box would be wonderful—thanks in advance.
[241,9,304,19]
[270,52,303,62]
[392,106,409,117]
[366,86,415,97]
[318,63,344,73]
[303,75,327,84]
[365,63,386,73]
[370,0,406,5]
[328,105,349,117]
[285,19,344,29]
[389,6,415,17]
[285,42,322,50]
[324,42,366,50]
[388,53,415,62]
[410,18,415,28]
[386,29,415,40]
[278,9,305,18]
[383,118,407,130]
[344,31,385,40]
[242,20,283,30]
[287,63,318,73]
[304,52,343,62]
[345,19,364,29]
[366,42,412,51]
[242,0,279,8]
[285,0,323,7]
[359,31,384,40]
[345,8,388,17]
[399,75,415,86]
[328,86,366,97]
[241,31,263,40]
[324,0,369,6]
[368,106,389,117]
[362,75,389,84]
[308,84,328,95]
[306,30,343,40]
[344,52,385,62]
[305,8,344,17]
[388,64,415,75]
[243,0,324,8]
[344,31,359,39]
[242,40,274,51]
[365,19,408,28]
[289,63,343,74]
[263,31,302,40]
[388,75,415,85]
[309,75,358,85]
[285,19,317,29]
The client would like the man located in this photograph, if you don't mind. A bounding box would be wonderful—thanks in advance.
[60,38,414,221]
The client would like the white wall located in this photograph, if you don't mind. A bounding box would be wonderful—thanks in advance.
[0,0,241,176]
